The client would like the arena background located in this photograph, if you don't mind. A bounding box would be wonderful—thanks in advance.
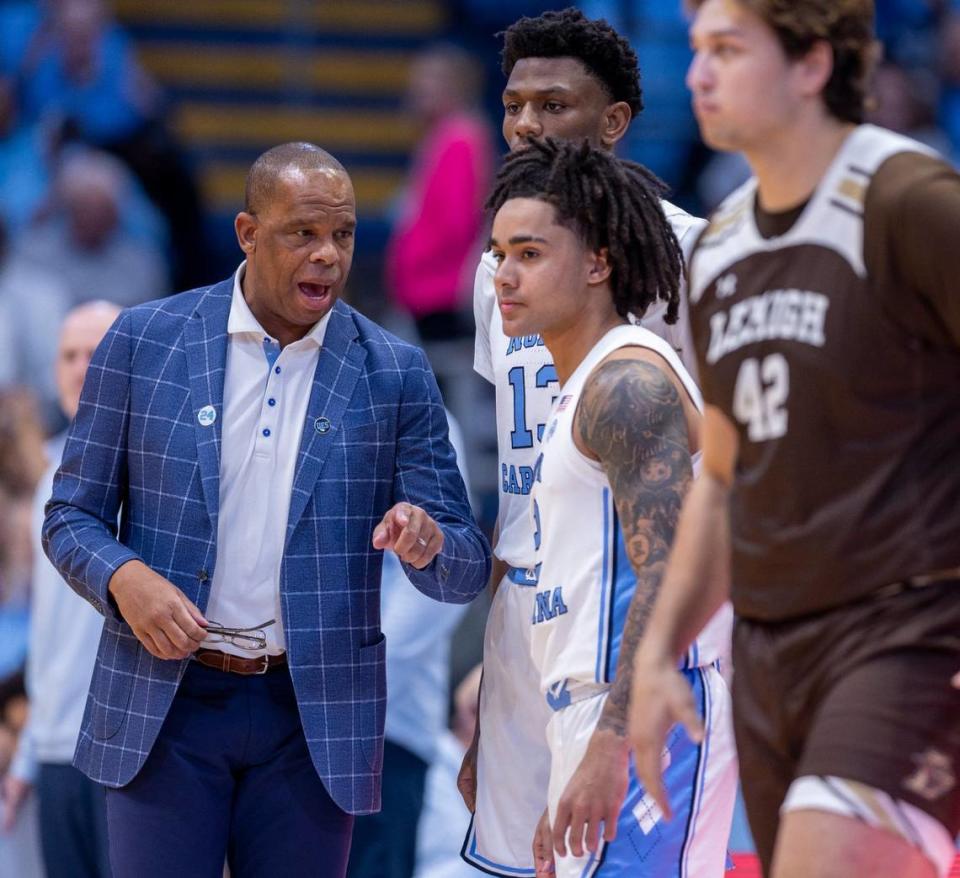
[0,0,958,874]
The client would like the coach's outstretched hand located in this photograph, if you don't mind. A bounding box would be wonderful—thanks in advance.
[372,502,444,569]
[628,650,704,821]
[108,560,208,660]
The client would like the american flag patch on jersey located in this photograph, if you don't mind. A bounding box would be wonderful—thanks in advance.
[556,395,573,412]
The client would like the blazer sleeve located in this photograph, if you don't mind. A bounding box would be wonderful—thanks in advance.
[394,347,491,603]
[42,310,140,622]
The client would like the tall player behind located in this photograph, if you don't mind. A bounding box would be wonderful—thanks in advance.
[461,9,710,877]
[488,138,736,877]
[630,2,960,877]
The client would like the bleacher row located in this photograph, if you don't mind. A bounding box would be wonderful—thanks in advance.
[111,0,447,224]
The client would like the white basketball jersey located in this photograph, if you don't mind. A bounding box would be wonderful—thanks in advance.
[473,202,706,570]
[529,324,729,694]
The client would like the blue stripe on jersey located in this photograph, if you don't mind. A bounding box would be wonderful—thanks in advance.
[604,505,637,683]
[595,489,613,682]
[461,815,537,877]
[593,669,707,877]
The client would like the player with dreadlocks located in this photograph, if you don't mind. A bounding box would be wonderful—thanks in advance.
[461,10,734,877]
[486,137,737,878]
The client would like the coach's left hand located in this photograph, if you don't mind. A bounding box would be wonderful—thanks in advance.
[372,502,444,569]
[551,728,629,858]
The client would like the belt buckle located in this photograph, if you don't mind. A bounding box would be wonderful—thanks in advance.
[255,654,272,675]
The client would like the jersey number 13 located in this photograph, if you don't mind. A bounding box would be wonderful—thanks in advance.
[508,364,559,448]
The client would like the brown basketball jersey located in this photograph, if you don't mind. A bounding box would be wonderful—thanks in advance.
[689,125,960,621]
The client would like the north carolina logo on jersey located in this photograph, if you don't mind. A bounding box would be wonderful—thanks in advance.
[531,587,568,625]
[505,334,547,356]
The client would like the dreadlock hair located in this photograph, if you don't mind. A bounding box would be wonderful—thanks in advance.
[500,8,643,117]
[487,137,683,324]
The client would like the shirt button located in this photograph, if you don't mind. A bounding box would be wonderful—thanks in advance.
[274,366,281,374]
[262,428,271,437]
[268,398,276,407]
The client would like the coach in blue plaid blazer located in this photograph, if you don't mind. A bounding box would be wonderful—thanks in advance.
[42,144,490,876]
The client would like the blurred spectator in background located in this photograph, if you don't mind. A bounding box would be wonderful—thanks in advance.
[348,414,473,878]
[20,0,157,146]
[0,477,34,685]
[413,664,482,878]
[2,301,119,878]
[0,387,47,717]
[0,667,40,878]
[15,0,209,289]
[0,388,46,511]
[868,59,953,153]
[0,387,47,878]
[11,149,169,308]
[0,216,71,432]
[0,73,54,237]
[386,42,493,345]
[385,43,494,496]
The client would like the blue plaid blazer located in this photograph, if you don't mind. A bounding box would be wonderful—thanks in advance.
[42,277,490,815]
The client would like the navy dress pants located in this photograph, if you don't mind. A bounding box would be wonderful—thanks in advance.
[105,661,354,878]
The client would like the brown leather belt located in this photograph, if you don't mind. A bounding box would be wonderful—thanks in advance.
[194,648,287,675]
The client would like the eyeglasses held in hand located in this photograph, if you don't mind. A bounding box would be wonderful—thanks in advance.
[203,619,276,652]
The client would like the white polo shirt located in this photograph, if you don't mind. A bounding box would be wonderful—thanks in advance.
[204,264,331,656]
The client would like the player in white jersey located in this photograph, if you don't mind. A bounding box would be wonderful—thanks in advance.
[487,138,736,878]
[460,11,713,877]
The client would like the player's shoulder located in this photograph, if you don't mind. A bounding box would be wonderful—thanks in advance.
[586,325,671,382]
[698,177,757,248]
[659,198,707,248]
[867,148,957,220]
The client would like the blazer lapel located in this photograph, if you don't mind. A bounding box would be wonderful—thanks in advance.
[285,300,366,543]
[183,280,232,527]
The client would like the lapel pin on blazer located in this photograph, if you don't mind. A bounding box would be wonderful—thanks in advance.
[198,405,217,427]
[314,417,331,434]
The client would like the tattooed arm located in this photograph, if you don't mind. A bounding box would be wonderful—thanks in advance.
[549,355,692,859]
[578,357,693,737]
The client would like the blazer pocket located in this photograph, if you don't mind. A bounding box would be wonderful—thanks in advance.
[89,655,135,740]
[358,633,387,771]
